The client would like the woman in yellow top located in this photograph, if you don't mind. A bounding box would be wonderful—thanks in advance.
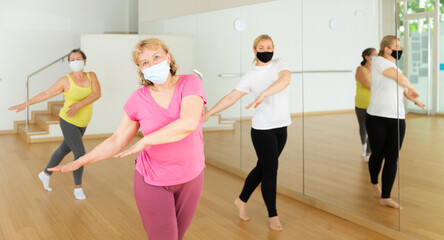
[355,48,376,162]
[9,49,101,199]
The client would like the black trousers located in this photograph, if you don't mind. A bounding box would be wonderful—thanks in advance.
[355,107,371,154]
[239,126,287,217]
[365,114,405,199]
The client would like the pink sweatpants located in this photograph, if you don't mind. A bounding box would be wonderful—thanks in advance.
[133,170,204,240]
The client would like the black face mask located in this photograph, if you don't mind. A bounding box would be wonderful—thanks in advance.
[256,51,274,63]
[390,49,403,60]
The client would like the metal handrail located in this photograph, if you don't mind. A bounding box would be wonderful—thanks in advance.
[291,70,352,74]
[218,70,352,78]
[25,53,70,130]
[193,69,203,80]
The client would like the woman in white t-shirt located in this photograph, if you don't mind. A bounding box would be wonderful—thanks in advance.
[203,34,291,230]
[366,35,425,209]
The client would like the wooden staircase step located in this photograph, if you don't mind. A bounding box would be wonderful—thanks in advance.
[17,123,47,133]
[13,101,64,144]
[202,114,235,132]
[51,104,63,116]
[35,114,60,131]
[36,114,59,123]
[17,123,48,143]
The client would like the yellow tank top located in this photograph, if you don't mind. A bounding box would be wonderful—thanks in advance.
[355,66,371,109]
[59,73,93,127]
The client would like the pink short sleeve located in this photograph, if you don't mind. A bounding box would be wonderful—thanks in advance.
[123,88,142,121]
[181,74,207,105]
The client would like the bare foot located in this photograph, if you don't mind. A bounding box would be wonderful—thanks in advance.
[371,184,381,198]
[268,216,283,231]
[380,198,403,209]
[234,198,250,221]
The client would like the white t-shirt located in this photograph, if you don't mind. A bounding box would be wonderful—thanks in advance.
[367,56,405,119]
[235,58,291,130]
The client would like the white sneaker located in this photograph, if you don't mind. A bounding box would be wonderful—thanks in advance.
[361,144,367,157]
[74,188,86,200]
[364,155,370,163]
[38,171,52,191]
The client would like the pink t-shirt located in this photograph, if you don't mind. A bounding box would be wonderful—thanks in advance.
[124,74,206,186]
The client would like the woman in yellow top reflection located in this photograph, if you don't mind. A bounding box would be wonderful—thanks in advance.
[9,49,101,200]
[354,48,377,162]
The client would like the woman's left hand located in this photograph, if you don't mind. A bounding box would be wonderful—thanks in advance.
[246,94,265,109]
[48,160,83,173]
[8,103,27,113]
[114,139,147,158]
[67,103,81,117]
[414,99,426,109]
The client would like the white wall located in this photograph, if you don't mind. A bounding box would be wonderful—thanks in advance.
[129,0,139,33]
[81,34,195,134]
[139,0,381,119]
[0,0,132,131]
[380,0,397,37]
[138,0,274,22]
[0,0,385,133]
[301,0,380,112]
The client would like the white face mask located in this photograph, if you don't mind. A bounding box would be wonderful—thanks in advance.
[69,60,84,72]
[141,59,171,85]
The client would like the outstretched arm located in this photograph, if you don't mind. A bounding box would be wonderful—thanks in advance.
[383,68,419,99]
[48,112,140,172]
[246,69,291,109]
[202,90,247,122]
[114,95,205,158]
[66,72,102,117]
[9,76,67,112]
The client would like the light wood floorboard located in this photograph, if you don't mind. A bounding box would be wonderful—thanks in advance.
[204,113,444,240]
[0,134,391,240]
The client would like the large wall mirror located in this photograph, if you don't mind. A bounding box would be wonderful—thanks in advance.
[301,0,400,230]
[139,0,444,239]
[397,1,444,239]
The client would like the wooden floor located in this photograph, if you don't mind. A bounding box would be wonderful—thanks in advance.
[203,113,444,240]
[399,115,444,239]
[0,134,391,240]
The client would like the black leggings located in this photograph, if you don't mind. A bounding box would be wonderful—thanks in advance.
[239,126,287,217]
[355,107,371,154]
[44,118,87,185]
[365,114,405,199]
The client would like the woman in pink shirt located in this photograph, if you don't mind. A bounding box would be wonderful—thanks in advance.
[49,38,206,240]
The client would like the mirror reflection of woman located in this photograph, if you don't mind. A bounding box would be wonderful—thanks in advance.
[355,48,377,162]
[9,49,101,200]
[366,36,425,209]
[203,34,291,230]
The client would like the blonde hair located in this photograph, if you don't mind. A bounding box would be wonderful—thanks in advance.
[378,35,399,57]
[132,38,178,86]
[253,34,274,64]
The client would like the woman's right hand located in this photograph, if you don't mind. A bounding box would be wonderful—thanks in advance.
[414,99,426,109]
[48,160,83,173]
[202,112,211,123]
[407,87,420,99]
[8,103,27,113]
